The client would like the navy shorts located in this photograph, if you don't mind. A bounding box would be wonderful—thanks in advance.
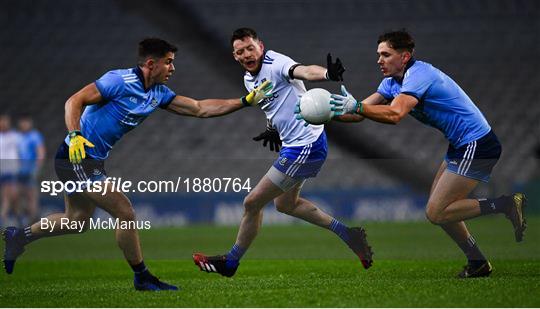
[17,173,37,186]
[55,142,107,193]
[445,130,502,182]
[273,131,328,179]
[0,174,17,185]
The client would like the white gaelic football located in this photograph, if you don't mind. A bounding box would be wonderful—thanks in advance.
[299,88,333,125]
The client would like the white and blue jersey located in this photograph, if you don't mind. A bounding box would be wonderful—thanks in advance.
[377,59,500,182]
[244,50,324,147]
[63,67,176,160]
[18,129,44,176]
[243,50,327,179]
[377,59,491,148]
[0,130,20,183]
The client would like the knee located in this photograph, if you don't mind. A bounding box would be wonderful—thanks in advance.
[425,205,445,225]
[68,213,92,233]
[243,194,264,215]
[117,206,136,222]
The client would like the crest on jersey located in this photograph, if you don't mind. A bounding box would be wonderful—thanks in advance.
[150,98,159,108]
[254,78,267,89]
[279,157,287,166]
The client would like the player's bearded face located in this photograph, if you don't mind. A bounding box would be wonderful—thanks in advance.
[232,37,265,74]
[377,42,410,78]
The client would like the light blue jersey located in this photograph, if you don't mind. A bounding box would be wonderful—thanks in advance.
[377,59,491,148]
[18,130,44,174]
[64,67,176,160]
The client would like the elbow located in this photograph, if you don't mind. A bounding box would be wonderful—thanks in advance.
[65,95,81,112]
[388,117,400,125]
[64,97,73,111]
[195,108,212,118]
[388,113,405,124]
[193,100,213,118]
[197,112,210,118]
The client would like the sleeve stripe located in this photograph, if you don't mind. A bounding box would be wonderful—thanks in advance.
[401,91,421,101]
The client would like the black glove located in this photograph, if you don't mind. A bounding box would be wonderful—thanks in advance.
[253,122,281,152]
[326,53,345,81]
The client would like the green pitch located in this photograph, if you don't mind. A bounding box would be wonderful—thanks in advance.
[1,216,539,307]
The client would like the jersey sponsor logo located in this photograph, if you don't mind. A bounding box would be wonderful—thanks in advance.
[254,78,268,88]
[129,97,138,104]
[261,92,279,103]
[449,160,458,165]
[121,114,144,126]
[93,169,102,176]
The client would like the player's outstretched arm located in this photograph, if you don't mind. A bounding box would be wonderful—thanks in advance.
[332,92,387,122]
[292,53,345,81]
[360,94,418,124]
[166,81,273,118]
[65,83,101,163]
[166,95,244,118]
[331,86,417,124]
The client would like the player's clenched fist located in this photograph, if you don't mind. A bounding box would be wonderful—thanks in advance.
[68,130,95,164]
[241,80,274,106]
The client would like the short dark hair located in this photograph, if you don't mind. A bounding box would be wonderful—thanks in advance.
[230,28,259,47]
[138,38,178,66]
[377,29,415,52]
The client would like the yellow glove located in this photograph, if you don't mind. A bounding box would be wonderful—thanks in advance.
[68,131,95,164]
[242,80,274,106]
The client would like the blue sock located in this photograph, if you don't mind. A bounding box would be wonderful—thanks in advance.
[22,226,37,244]
[478,195,512,215]
[458,235,487,267]
[12,226,36,245]
[225,244,245,268]
[329,218,350,243]
[131,261,150,279]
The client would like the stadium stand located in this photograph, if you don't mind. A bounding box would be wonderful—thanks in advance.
[2,0,538,195]
[176,0,540,192]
